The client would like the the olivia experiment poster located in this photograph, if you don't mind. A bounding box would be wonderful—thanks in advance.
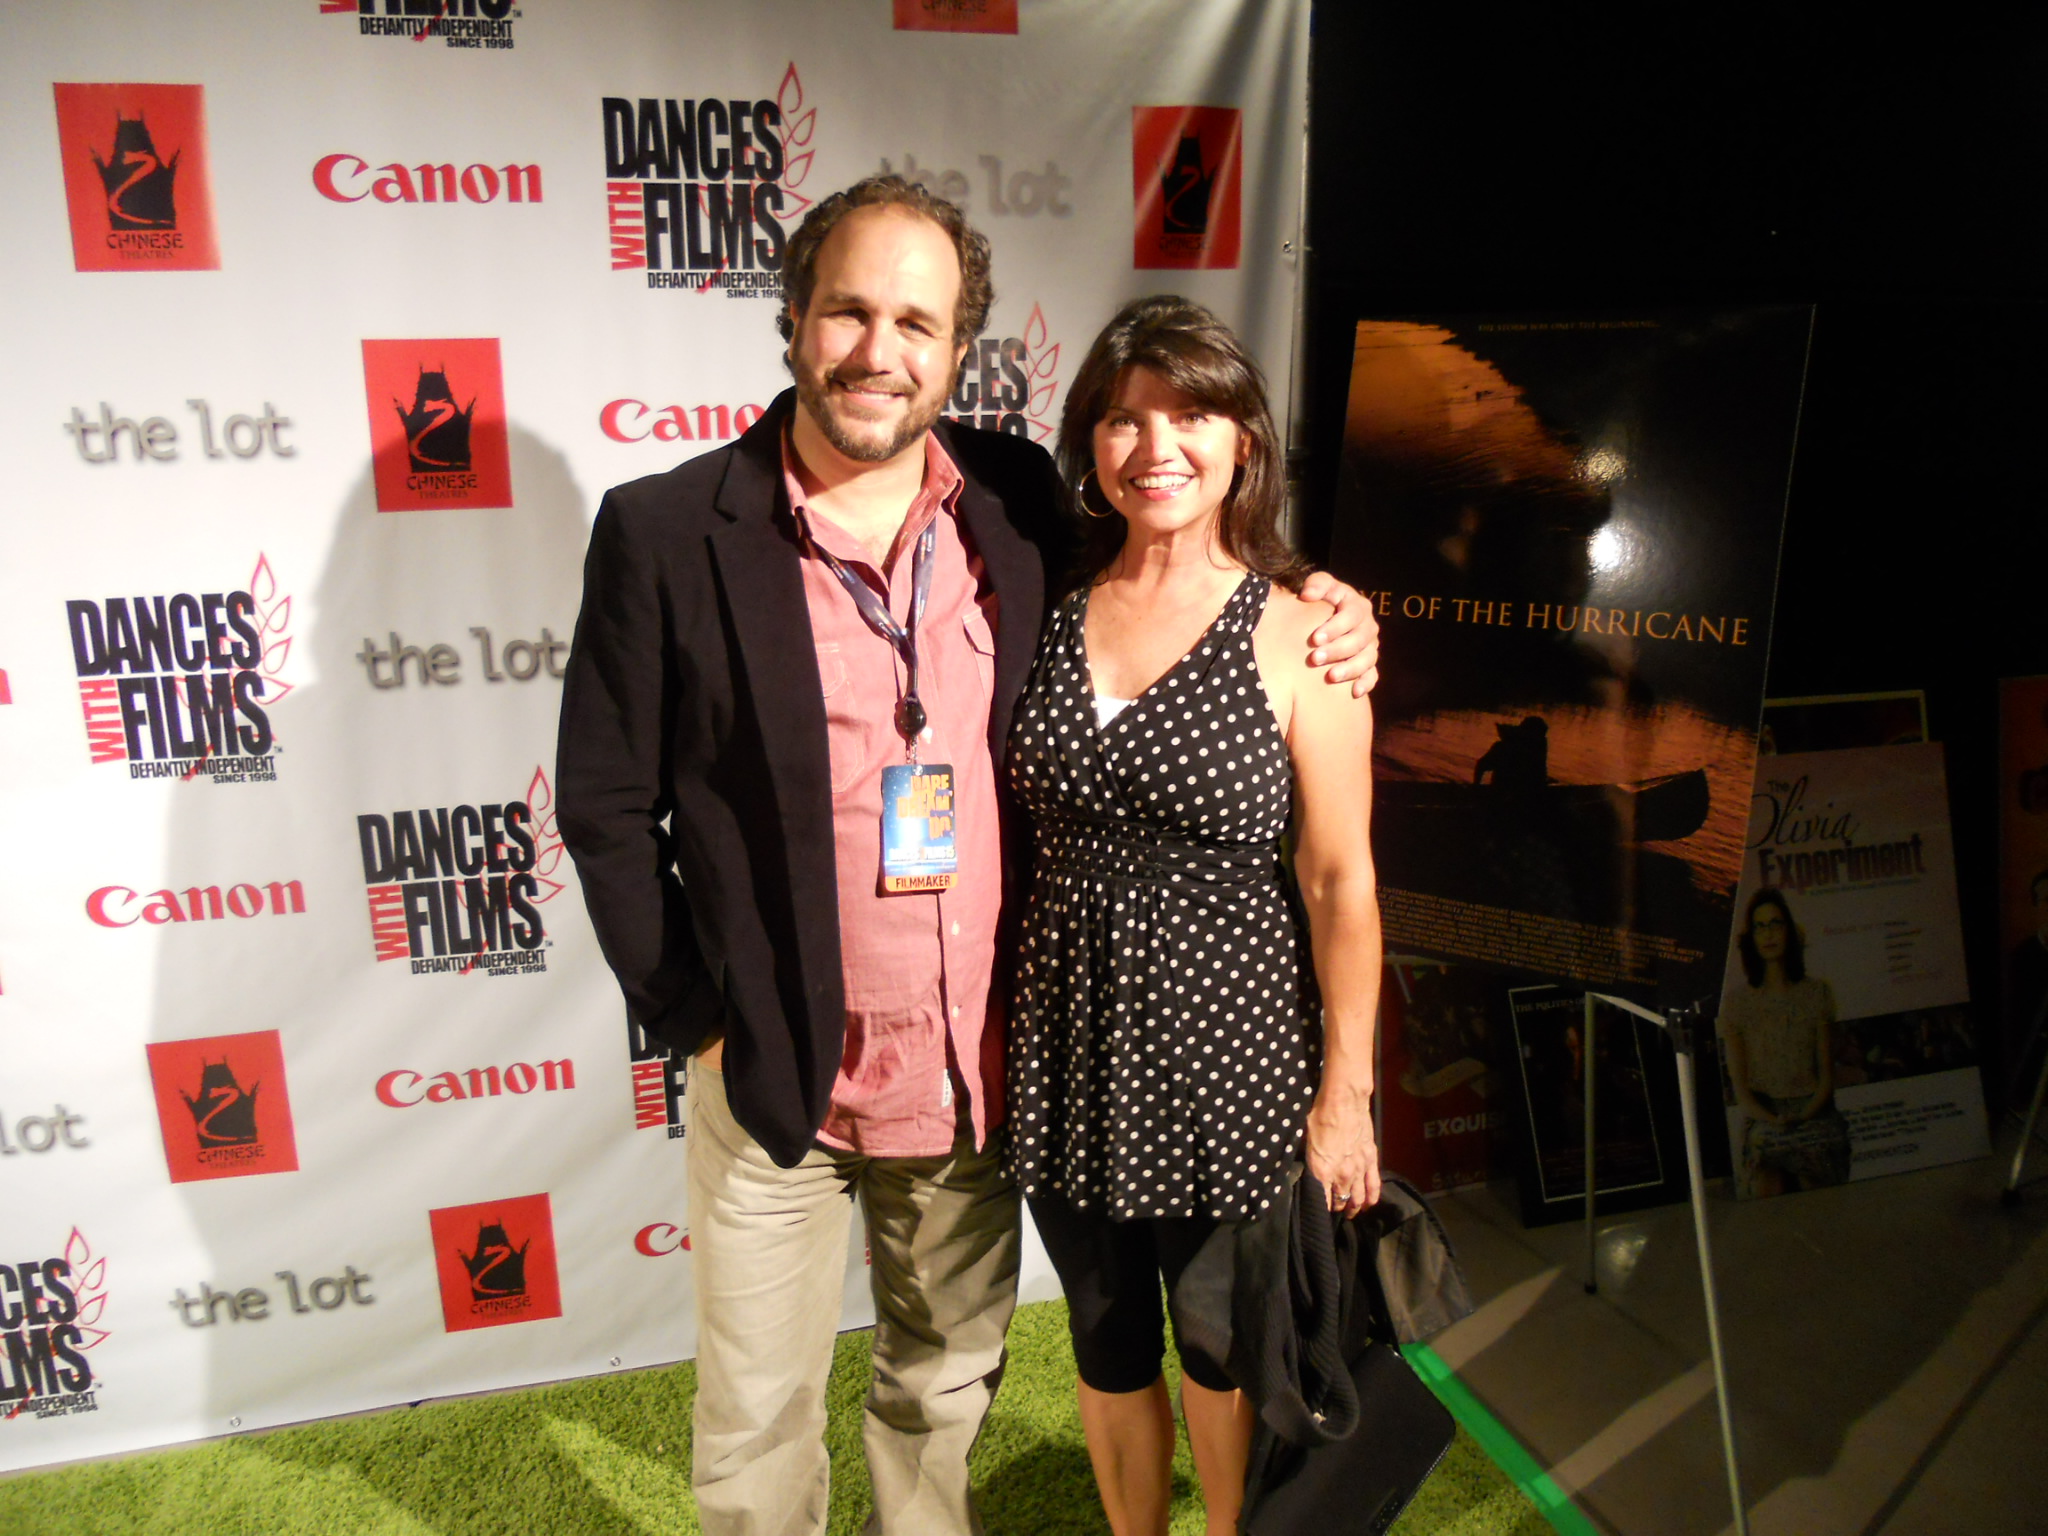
[1716,743,1986,1198]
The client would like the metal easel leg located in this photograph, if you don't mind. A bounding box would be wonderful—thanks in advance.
[1583,992,1599,1293]
[2005,990,2048,1206]
[1675,1045,1749,1536]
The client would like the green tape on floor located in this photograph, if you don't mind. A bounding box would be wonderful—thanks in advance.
[1404,1342,1599,1536]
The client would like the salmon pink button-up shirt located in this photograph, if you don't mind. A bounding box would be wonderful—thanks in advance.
[783,429,1006,1157]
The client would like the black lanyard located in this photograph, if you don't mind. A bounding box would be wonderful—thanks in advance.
[810,518,937,751]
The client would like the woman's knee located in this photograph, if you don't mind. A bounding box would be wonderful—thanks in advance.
[1175,1342,1234,1395]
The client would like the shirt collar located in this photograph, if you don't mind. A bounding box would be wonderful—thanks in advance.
[781,420,964,567]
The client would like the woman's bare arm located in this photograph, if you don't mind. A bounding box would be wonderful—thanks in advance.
[1258,587,1381,1213]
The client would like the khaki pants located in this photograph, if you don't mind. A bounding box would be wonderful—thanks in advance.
[685,1064,1020,1536]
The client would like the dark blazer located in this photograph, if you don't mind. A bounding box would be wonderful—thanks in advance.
[556,390,1068,1167]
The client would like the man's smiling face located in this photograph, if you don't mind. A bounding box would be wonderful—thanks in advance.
[787,204,969,469]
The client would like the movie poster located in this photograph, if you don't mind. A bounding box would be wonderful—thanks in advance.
[1717,743,1987,1197]
[1504,985,1688,1225]
[1999,678,2048,1082]
[1378,959,1512,1193]
[1328,310,1812,1019]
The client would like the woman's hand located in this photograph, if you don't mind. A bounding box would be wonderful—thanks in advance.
[1306,1089,1382,1218]
[1296,572,1381,697]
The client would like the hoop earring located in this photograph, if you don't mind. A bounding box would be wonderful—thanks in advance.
[1080,469,1116,519]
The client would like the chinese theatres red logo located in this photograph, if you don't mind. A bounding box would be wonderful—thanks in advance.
[52,84,220,272]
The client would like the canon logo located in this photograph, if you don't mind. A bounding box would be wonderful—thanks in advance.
[600,399,766,444]
[633,1223,691,1256]
[87,881,305,928]
[376,1059,575,1107]
[314,155,541,206]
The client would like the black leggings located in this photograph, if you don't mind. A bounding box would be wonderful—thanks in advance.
[1028,1193,1235,1394]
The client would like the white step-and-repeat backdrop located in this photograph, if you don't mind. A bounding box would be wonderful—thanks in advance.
[0,0,1309,1472]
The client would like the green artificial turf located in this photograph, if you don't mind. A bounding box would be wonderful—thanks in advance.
[0,1300,1553,1534]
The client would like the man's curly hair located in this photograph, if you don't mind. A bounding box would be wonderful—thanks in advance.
[776,174,995,345]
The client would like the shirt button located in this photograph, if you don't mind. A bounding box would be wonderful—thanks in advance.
[951,1005,962,1018]
[950,921,961,936]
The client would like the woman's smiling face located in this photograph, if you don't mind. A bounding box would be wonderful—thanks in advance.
[1091,365,1248,542]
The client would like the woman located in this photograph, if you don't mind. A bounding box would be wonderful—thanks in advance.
[1006,296,1382,1536]
[1720,887,1853,1197]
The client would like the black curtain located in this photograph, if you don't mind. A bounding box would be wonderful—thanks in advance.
[1303,8,2048,1111]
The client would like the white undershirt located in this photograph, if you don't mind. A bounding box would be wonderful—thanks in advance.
[1094,695,1134,729]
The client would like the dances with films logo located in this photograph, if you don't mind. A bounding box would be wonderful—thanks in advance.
[428,1193,561,1332]
[940,302,1062,443]
[628,1022,686,1138]
[51,83,219,272]
[321,0,520,51]
[1,1230,109,1422]
[355,767,565,976]
[360,339,513,513]
[144,1031,300,1184]
[601,62,816,293]
[66,555,295,783]
[1131,106,1241,270]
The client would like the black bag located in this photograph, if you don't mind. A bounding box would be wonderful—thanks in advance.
[1372,1175,1476,1345]
[1237,1175,1458,1535]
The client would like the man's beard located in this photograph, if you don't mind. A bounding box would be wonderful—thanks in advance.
[794,363,951,464]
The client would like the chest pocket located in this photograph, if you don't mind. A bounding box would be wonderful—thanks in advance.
[817,642,880,796]
[963,608,997,698]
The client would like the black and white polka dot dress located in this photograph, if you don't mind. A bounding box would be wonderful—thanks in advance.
[1006,572,1320,1221]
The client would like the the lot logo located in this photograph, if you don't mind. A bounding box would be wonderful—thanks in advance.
[942,302,1061,443]
[892,0,1018,36]
[356,766,564,977]
[52,83,219,272]
[67,554,296,784]
[602,62,816,295]
[1132,106,1241,270]
[878,152,1069,221]
[64,399,295,465]
[361,339,512,512]
[628,1023,686,1138]
[144,1031,300,1184]
[354,625,569,687]
[314,152,541,206]
[428,1192,561,1332]
[323,0,520,51]
[1,1229,108,1421]
[172,1266,373,1327]
[0,1104,90,1157]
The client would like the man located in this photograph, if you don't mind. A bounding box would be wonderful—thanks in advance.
[557,175,1376,1536]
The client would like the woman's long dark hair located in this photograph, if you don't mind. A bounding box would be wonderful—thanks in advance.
[1737,887,1806,987]
[1056,295,1307,593]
